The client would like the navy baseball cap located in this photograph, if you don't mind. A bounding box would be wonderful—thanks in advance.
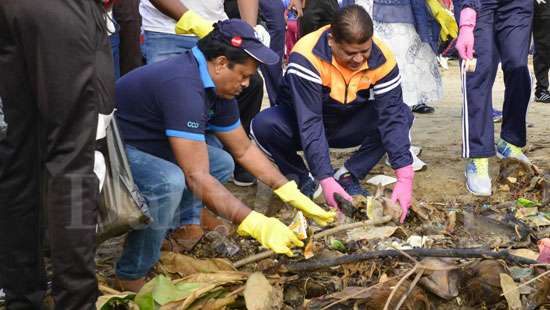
[211,19,279,65]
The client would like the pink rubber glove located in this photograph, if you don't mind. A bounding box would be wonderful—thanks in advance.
[320,177,352,209]
[455,8,476,60]
[391,165,414,224]
[538,238,550,263]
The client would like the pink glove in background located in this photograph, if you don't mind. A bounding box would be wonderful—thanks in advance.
[320,177,352,209]
[538,238,550,263]
[455,8,476,60]
[391,165,414,224]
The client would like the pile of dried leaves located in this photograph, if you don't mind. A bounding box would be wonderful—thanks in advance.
[95,158,550,309]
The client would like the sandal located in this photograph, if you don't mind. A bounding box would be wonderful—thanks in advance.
[412,103,435,114]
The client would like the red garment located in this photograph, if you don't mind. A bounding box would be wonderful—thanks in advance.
[285,19,298,62]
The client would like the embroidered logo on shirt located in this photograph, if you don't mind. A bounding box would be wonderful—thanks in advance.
[187,121,200,129]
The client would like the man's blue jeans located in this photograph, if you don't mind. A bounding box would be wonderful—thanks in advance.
[142,31,198,63]
[115,140,234,279]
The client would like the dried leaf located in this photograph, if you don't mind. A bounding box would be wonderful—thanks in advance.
[515,206,539,219]
[527,214,550,227]
[510,249,539,260]
[418,258,459,300]
[177,271,248,285]
[304,236,315,259]
[500,273,522,310]
[244,272,273,310]
[159,251,235,276]
[447,211,457,233]
[347,226,397,241]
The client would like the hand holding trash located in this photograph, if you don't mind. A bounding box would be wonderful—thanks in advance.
[274,181,336,226]
[237,211,304,256]
[391,165,414,223]
[455,8,476,60]
[175,10,214,38]
[320,177,353,210]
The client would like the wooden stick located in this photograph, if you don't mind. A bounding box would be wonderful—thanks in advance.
[233,216,392,268]
[383,266,418,310]
[500,269,550,297]
[394,268,425,310]
[286,248,538,273]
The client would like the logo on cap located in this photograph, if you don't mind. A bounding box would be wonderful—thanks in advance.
[231,36,242,47]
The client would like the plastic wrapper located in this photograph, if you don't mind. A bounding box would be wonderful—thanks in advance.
[289,211,308,240]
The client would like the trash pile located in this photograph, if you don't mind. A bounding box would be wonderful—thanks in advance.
[95,158,550,309]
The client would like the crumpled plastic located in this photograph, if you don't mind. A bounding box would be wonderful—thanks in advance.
[0,97,7,141]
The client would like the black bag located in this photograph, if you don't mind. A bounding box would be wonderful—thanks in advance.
[96,117,152,244]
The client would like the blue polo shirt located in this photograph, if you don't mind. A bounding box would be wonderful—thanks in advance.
[115,47,240,161]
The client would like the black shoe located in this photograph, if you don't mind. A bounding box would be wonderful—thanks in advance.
[535,89,550,103]
[336,172,370,197]
[299,176,322,199]
[232,165,256,187]
[412,103,435,114]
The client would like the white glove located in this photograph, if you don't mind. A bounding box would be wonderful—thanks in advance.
[537,0,546,4]
[254,25,271,47]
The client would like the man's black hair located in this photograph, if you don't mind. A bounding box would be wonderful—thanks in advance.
[331,4,374,44]
[197,32,253,68]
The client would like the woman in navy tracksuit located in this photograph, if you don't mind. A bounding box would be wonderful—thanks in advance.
[454,0,533,196]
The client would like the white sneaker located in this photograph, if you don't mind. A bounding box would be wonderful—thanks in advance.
[465,158,492,196]
[385,146,426,171]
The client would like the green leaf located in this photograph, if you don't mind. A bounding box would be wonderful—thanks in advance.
[152,275,202,305]
[330,239,347,252]
[516,198,540,208]
[134,278,159,310]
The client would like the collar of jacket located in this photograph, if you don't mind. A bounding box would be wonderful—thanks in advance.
[311,26,388,71]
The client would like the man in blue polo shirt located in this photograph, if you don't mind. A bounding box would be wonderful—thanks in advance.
[114,19,335,291]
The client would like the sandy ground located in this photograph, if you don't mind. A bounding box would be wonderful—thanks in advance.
[230,58,550,209]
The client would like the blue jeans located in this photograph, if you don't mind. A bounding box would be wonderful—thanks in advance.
[142,31,198,64]
[115,141,234,279]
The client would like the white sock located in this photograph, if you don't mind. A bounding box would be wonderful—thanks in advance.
[333,166,349,180]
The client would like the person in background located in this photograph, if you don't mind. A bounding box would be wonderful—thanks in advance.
[299,0,340,37]
[140,0,265,188]
[0,0,115,308]
[534,0,550,103]
[356,0,457,115]
[355,0,457,171]
[251,5,415,224]
[454,0,533,196]
[283,0,303,63]
[113,0,144,76]
[114,20,335,291]
[258,0,287,106]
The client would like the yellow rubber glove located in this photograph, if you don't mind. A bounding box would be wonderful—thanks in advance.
[274,181,336,226]
[175,10,214,38]
[237,211,304,256]
[426,0,458,41]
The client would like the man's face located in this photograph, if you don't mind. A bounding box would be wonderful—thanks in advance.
[329,35,373,71]
[211,57,258,99]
